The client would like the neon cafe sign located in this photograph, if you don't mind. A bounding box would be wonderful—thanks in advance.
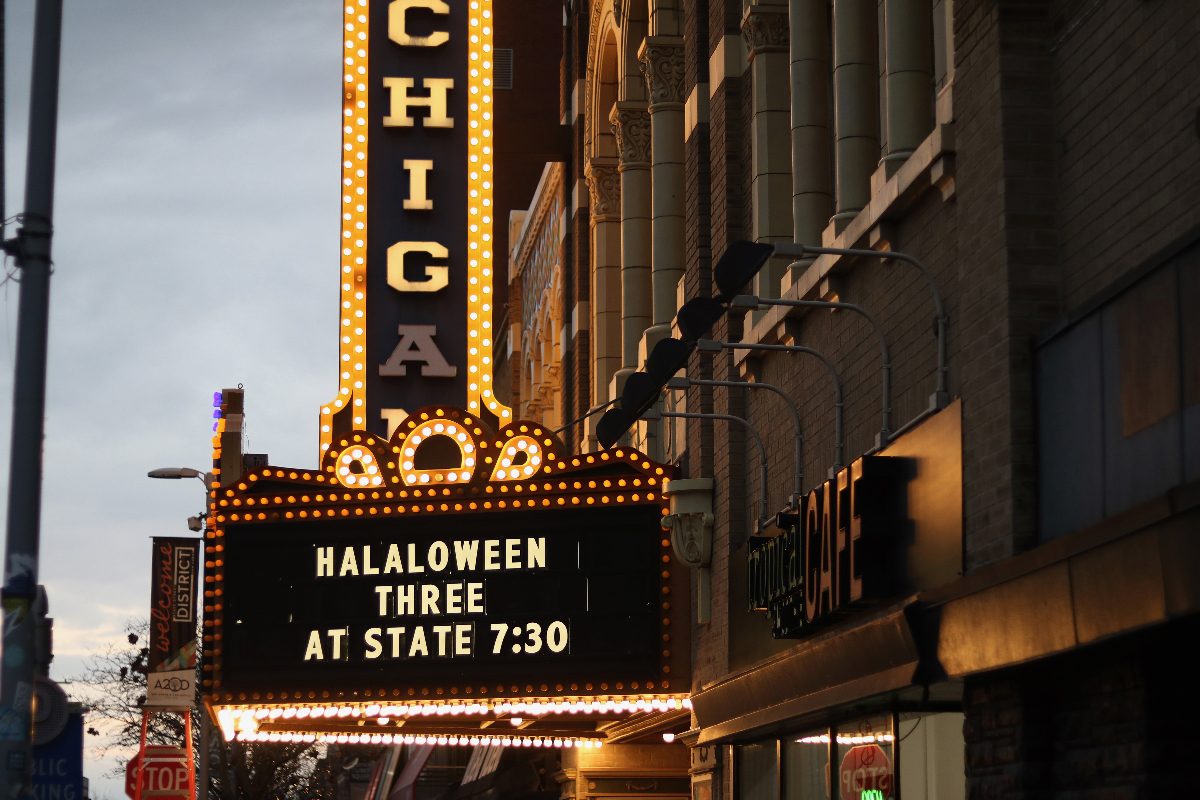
[201,1,690,749]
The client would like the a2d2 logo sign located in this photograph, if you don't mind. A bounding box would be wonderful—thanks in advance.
[205,409,685,705]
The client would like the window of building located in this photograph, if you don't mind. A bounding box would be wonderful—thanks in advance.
[737,741,779,800]
[733,711,964,800]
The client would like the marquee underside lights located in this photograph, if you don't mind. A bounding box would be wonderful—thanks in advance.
[228,730,606,750]
[320,0,510,457]
[209,697,692,744]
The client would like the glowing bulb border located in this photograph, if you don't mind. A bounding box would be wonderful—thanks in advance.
[319,0,510,458]
[228,729,604,749]
[202,423,677,701]
[212,697,690,743]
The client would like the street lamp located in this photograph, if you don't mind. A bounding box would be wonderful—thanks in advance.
[147,466,212,800]
[147,468,211,531]
[147,467,210,484]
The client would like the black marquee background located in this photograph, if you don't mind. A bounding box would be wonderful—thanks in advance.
[366,0,471,432]
[220,503,663,697]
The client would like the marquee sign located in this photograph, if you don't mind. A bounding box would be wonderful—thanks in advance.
[320,0,510,453]
[203,409,688,744]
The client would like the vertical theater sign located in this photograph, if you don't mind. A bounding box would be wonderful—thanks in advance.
[202,1,690,748]
[321,0,508,446]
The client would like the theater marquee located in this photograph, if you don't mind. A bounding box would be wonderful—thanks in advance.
[203,410,689,745]
[201,1,691,747]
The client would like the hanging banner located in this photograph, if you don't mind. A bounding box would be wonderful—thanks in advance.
[147,537,199,708]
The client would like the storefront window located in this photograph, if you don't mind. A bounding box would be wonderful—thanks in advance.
[737,741,778,800]
[896,712,965,800]
[835,714,895,800]
[783,729,828,800]
[736,712,964,800]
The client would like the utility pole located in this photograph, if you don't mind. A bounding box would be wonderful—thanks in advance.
[0,1,62,797]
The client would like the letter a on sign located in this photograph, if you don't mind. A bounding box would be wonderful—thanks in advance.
[380,325,458,377]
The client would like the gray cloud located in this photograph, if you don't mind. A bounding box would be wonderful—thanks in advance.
[4,3,346,796]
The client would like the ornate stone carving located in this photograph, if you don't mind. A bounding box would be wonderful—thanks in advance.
[583,0,612,162]
[637,36,686,108]
[741,5,790,56]
[667,511,714,567]
[584,161,621,221]
[663,478,715,567]
[608,103,651,166]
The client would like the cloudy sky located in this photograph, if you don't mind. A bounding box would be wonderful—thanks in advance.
[4,3,344,795]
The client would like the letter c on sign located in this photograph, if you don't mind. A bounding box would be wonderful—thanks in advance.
[389,0,450,48]
[388,241,449,293]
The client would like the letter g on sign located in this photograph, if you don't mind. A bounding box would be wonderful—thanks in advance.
[388,241,449,293]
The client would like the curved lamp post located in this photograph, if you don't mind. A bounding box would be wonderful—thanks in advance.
[147,466,213,799]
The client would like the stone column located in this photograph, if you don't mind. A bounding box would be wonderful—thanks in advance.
[882,0,933,168]
[743,4,793,299]
[585,159,623,407]
[832,0,879,224]
[638,36,687,348]
[609,102,653,394]
[788,0,833,275]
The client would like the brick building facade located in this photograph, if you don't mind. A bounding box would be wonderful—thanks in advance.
[500,0,1200,796]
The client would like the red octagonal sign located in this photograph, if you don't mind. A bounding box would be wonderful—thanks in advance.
[839,744,893,800]
[125,746,189,800]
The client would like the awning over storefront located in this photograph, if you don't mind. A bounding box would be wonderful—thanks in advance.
[691,601,921,744]
[925,479,1200,677]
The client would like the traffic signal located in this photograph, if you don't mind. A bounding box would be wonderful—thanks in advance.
[596,241,774,447]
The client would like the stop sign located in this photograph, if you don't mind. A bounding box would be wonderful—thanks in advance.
[839,744,892,800]
[125,746,190,800]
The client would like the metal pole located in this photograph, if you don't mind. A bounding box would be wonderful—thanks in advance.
[185,712,196,800]
[653,410,769,531]
[700,341,845,472]
[774,242,949,408]
[198,711,210,800]
[0,2,62,796]
[668,377,805,503]
[135,711,149,800]
[2,0,6,238]
[736,294,891,445]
